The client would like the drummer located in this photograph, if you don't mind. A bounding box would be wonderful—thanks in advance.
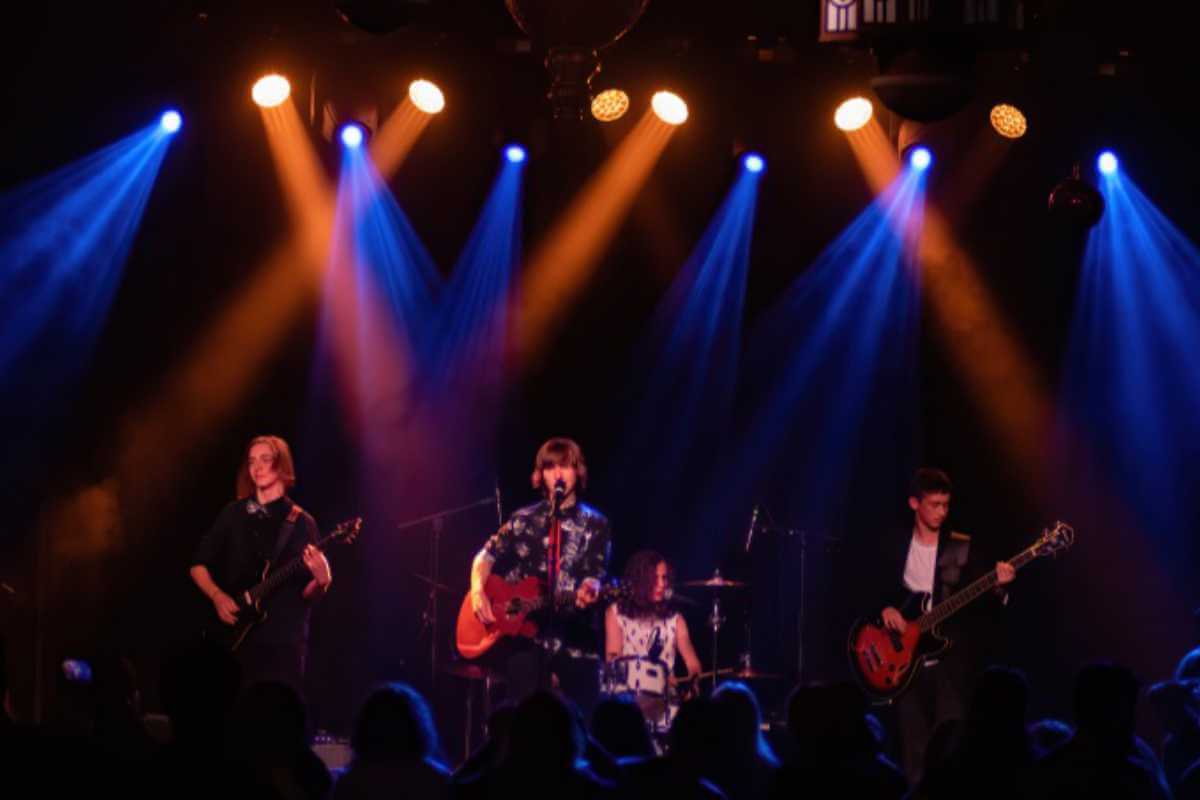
[604,549,702,705]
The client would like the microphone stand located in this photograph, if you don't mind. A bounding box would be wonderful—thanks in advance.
[398,495,497,686]
[747,510,838,685]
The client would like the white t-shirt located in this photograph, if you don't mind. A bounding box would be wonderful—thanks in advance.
[902,536,938,598]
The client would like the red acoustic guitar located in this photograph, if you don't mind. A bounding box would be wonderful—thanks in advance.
[848,520,1074,703]
[455,574,622,659]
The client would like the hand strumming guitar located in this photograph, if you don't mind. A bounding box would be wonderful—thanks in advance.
[575,577,601,608]
[471,589,497,625]
[882,606,907,633]
[211,590,240,626]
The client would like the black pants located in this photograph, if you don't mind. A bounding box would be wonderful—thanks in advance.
[894,654,967,786]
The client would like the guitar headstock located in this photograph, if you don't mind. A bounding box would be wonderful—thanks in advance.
[329,517,363,546]
[1032,520,1074,557]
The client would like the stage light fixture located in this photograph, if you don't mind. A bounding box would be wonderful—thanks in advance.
[989,103,1027,139]
[252,74,291,108]
[743,153,765,173]
[834,97,873,132]
[1098,151,1118,175]
[505,144,527,163]
[409,79,445,114]
[160,110,182,134]
[652,91,688,126]
[591,88,630,122]
[909,146,932,171]
[340,122,365,149]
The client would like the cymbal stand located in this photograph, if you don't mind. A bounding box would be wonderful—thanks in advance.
[707,570,726,691]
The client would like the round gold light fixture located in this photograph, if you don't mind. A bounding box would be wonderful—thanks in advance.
[591,89,630,122]
[989,103,1027,139]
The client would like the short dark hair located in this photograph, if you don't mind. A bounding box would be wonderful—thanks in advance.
[910,468,952,500]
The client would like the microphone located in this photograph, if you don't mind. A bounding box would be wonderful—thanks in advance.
[744,505,760,553]
[553,479,565,509]
[494,480,503,525]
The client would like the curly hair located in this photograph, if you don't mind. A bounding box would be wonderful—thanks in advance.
[617,549,674,619]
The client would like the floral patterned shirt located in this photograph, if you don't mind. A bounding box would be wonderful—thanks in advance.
[481,499,612,596]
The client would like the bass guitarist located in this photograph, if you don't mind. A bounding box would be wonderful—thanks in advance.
[467,437,611,708]
[190,435,331,691]
[877,467,1014,786]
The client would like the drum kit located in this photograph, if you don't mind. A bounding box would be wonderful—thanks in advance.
[599,568,781,746]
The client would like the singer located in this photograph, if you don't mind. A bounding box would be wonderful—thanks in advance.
[467,437,612,707]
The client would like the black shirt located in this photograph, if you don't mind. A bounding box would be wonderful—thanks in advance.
[192,496,319,646]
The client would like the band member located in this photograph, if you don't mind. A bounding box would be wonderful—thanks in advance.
[604,549,702,703]
[190,435,331,691]
[878,468,1014,785]
[468,437,611,704]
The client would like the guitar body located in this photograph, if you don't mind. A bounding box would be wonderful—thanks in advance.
[203,518,362,652]
[846,520,1076,704]
[455,575,543,659]
[847,615,950,704]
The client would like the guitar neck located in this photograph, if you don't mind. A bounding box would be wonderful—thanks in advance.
[917,545,1038,632]
[248,530,338,604]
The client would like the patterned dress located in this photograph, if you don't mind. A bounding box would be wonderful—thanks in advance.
[607,608,682,736]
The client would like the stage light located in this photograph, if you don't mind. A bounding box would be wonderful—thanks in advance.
[1098,151,1118,175]
[989,103,1027,139]
[834,97,873,132]
[743,152,765,173]
[652,91,688,126]
[591,89,630,122]
[909,146,932,171]
[505,144,526,164]
[409,79,445,114]
[340,123,365,149]
[160,110,182,134]
[252,74,291,108]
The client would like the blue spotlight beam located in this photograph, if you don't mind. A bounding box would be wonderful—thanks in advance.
[430,155,524,386]
[710,168,925,547]
[0,122,175,388]
[1060,170,1200,563]
[610,167,761,549]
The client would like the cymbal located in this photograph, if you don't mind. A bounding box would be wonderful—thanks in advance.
[680,576,748,588]
[409,572,450,593]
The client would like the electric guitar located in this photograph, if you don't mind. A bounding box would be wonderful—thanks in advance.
[208,517,362,652]
[848,520,1074,703]
[455,574,624,659]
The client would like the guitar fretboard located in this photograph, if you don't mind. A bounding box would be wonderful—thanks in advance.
[248,526,349,604]
[916,545,1039,633]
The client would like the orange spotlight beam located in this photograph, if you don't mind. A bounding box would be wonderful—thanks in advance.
[259,98,335,265]
[844,117,901,195]
[842,120,1054,496]
[513,111,676,367]
[370,97,433,179]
